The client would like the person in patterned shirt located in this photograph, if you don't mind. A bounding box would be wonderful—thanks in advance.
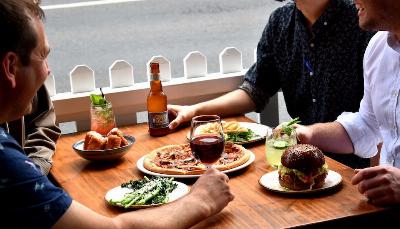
[168,0,375,169]
[0,1,233,228]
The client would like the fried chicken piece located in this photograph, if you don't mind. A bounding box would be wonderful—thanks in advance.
[107,128,129,146]
[84,131,106,150]
[104,135,122,149]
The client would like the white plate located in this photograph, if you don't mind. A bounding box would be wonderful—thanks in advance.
[186,122,272,144]
[136,150,256,178]
[259,170,342,194]
[105,181,189,209]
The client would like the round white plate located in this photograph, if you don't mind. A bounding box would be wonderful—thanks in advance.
[136,150,255,178]
[105,181,189,209]
[186,122,272,144]
[259,170,342,194]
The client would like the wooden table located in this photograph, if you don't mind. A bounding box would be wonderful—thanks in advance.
[51,116,398,228]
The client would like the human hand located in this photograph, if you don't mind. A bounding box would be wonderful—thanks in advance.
[293,124,312,144]
[167,104,197,130]
[352,166,400,206]
[189,168,234,217]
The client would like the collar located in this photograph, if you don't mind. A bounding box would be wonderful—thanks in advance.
[0,123,9,133]
[387,32,400,54]
[294,0,342,37]
[0,127,8,139]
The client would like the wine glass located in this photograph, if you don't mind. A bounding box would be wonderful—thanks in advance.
[190,115,225,169]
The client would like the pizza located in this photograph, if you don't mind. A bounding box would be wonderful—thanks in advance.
[143,142,251,175]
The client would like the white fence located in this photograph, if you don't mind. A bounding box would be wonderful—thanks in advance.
[46,47,280,133]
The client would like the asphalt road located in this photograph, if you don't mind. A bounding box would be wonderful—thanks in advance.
[41,0,284,93]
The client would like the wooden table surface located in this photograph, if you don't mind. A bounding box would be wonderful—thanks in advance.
[51,116,397,228]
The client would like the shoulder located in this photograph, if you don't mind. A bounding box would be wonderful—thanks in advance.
[0,128,24,158]
[0,129,72,227]
[364,32,388,63]
[0,128,44,179]
[267,2,295,26]
[365,32,388,53]
[259,3,295,45]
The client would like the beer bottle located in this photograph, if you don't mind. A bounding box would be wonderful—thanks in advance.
[147,62,169,136]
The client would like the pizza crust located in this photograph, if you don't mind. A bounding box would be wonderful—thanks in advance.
[214,147,251,171]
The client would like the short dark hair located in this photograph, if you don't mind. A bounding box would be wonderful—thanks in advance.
[0,0,45,66]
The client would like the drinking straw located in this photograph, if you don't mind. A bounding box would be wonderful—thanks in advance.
[100,88,105,99]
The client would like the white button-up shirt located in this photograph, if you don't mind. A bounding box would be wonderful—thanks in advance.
[337,31,400,167]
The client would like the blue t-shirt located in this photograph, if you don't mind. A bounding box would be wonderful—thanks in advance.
[0,127,72,229]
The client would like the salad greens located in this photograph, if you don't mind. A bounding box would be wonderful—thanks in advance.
[109,176,178,208]
[225,129,259,142]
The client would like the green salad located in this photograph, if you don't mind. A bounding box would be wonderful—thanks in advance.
[225,129,259,142]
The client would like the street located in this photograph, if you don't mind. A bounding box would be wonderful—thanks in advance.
[42,0,283,93]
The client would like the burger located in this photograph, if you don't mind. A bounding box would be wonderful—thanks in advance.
[278,144,328,191]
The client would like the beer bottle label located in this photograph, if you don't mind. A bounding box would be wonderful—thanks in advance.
[148,111,169,129]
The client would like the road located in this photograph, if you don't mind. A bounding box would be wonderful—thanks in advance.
[41,0,283,93]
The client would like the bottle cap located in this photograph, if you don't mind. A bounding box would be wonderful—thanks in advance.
[150,62,160,74]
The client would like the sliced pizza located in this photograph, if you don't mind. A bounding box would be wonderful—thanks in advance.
[143,142,250,175]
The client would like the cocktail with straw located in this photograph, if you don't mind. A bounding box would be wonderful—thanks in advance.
[90,89,116,135]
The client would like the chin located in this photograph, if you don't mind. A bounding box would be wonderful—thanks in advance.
[359,17,382,31]
[22,103,33,116]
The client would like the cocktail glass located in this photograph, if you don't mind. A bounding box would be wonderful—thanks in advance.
[265,125,297,169]
[90,101,116,135]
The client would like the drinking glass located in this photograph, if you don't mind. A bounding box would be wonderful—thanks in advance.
[190,115,225,169]
[90,101,116,135]
[265,125,297,169]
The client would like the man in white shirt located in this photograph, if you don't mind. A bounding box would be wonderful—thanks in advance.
[296,0,400,206]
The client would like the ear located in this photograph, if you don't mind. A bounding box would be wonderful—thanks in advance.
[1,52,18,88]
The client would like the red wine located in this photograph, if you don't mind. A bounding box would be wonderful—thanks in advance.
[190,135,224,164]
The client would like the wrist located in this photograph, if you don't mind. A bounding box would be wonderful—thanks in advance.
[181,193,211,220]
[307,126,315,144]
[191,104,202,117]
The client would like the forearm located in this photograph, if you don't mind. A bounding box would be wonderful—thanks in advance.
[114,195,209,229]
[306,122,354,154]
[57,195,211,229]
[193,89,256,117]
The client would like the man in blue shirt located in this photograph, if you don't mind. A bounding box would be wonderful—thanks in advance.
[0,1,233,228]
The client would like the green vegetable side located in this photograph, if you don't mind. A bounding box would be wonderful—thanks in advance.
[109,176,178,208]
[225,129,260,142]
